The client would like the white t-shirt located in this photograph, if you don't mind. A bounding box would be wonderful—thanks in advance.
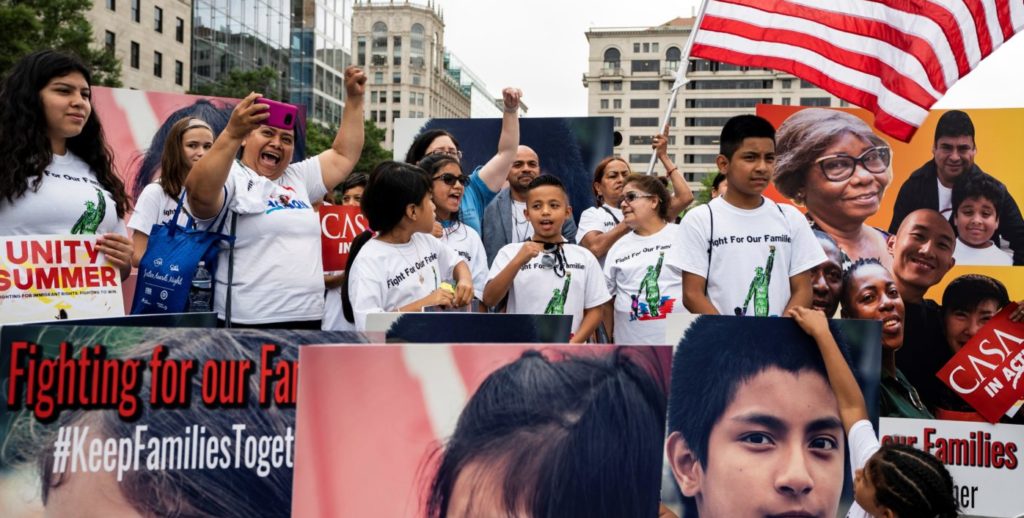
[953,237,1012,266]
[0,152,125,236]
[937,178,953,218]
[213,158,328,324]
[510,200,533,243]
[322,270,354,331]
[576,204,624,265]
[487,242,611,334]
[846,419,880,518]
[604,224,687,345]
[678,197,825,316]
[348,232,462,331]
[440,222,487,300]
[128,182,192,235]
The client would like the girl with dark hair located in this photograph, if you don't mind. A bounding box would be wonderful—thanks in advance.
[426,348,667,518]
[0,50,133,278]
[840,258,932,419]
[403,88,522,233]
[789,307,959,518]
[342,161,473,330]
[185,66,366,328]
[128,117,215,266]
[578,130,693,263]
[604,174,688,344]
[418,153,488,301]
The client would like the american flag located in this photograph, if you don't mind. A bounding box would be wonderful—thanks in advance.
[682,0,1024,141]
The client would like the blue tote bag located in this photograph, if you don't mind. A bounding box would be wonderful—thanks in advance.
[130,190,234,314]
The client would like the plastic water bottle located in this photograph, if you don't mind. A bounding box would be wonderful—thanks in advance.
[188,261,213,312]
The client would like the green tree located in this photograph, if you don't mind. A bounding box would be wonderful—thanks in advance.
[190,66,283,100]
[0,0,121,86]
[308,119,391,182]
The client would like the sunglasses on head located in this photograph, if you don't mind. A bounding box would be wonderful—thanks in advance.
[428,148,464,160]
[433,173,470,186]
[622,191,656,203]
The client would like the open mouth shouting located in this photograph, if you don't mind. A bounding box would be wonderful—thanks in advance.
[259,150,282,168]
[536,218,555,233]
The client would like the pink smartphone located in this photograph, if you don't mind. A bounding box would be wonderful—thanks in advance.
[256,98,298,130]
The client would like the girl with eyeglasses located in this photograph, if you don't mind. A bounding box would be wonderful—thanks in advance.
[403,88,522,234]
[774,108,895,270]
[418,153,488,303]
[604,175,688,344]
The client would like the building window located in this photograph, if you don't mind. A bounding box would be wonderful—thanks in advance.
[104,31,116,54]
[652,43,659,52]
[603,48,620,70]
[684,154,718,164]
[392,90,400,103]
[631,59,659,73]
[613,99,622,109]
[629,154,652,163]
[781,97,791,105]
[800,97,831,107]
[684,135,718,145]
[630,117,659,127]
[800,79,815,88]
[600,99,608,109]
[370,91,378,104]
[131,0,140,23]
[600,81,610,91]
[630,135,675,145]
[633,43,640,53]
[630,99,659,109]
[665,47,681,72]
[392,35,402,65]
[781,79,792,89]
[632,80,659,90]
[154,6,163,32]
[372,21,387,66]
[153,51,162,77]
[412,74,421,86]
[686,79,773,90]
[613,117,621,127]
[684,98,771,109]
[392,110,400,121]
[613,81,622,91]
[175,17,184,42]
[130,41,139,68]
[392,72,400,84]
[106,0,115,11]
[357,37,366,66]
[374,71,383,84]
[642,42,650,53]
[685,117,732,127]
[174,60,183,85]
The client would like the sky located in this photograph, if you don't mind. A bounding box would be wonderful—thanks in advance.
[432,0,1024,117]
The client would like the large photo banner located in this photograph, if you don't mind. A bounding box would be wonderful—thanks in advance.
[0,325,365,517]
[758,105,1024,517]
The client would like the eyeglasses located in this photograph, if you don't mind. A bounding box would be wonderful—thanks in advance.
[815,146,892,182]
[427,148,464,160]
[622,191,656,203]
[433,173,470,186]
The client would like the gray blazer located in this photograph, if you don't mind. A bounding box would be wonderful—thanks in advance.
[482,187,578,266]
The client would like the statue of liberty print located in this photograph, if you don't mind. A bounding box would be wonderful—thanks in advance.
[737,245,775,316]
[70,188,105,234]
[636,252,665,317]
[544,273,572,315]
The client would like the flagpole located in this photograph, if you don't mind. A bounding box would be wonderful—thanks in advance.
[645,0,712,175]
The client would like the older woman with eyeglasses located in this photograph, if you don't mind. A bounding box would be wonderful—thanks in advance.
[774,108,894,270]
[603,174,687,344]
[403,88,522,234]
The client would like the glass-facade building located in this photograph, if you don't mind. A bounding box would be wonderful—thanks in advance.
[191,0,291,96]
[290,0,354,126]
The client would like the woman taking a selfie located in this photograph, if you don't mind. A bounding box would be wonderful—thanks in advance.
[185,66,366,328]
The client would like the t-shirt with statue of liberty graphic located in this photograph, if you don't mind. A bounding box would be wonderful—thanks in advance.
[487,241,610,335]
[0,152,124,236]
[604,223,687,345]
[678,196,825,317]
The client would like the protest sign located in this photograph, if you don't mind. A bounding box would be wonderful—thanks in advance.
[0,235,124,324]
[319,205,369,272]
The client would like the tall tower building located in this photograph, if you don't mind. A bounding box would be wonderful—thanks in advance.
[584,17,841,188]
[87,0,193,92]
[290,0,356,126]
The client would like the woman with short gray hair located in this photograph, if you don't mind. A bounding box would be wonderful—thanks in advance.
[774,108,894,270]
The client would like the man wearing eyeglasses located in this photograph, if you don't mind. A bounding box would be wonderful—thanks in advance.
[888,110,1024,265]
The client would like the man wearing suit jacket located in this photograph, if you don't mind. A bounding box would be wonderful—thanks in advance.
[887,110,1024,264]
[482,145,577,266]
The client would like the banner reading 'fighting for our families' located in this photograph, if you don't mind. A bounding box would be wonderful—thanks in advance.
[0,235,124,324]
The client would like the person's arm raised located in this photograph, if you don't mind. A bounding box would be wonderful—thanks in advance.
[654,128,694,217]
[477,88,522,192]
[787,306,868,433]
[319,66,367,191]
[185,93,268,219]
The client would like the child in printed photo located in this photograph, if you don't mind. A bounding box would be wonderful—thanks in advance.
[950,173,1012,265]
[483,175,610,343]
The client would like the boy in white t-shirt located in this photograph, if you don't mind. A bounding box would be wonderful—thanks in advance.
[950,172,1012,265]
[484,175,610,343]
[679,115,824,316]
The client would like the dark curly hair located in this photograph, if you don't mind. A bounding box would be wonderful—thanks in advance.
[0,49,128,218]
[866,443,959,518]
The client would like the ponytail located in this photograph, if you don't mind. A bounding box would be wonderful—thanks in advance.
[341,230,374,324]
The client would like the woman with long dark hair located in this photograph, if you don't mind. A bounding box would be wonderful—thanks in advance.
[128,117,215,266]
[342,161,473,330]
[0,50,133,277]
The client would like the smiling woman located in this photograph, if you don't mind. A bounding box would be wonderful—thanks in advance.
[774,108,894,271]
[0,50,133,280]
[183,66,367,327]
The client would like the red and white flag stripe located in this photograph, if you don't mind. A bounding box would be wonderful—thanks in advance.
[685,0,1024,141]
